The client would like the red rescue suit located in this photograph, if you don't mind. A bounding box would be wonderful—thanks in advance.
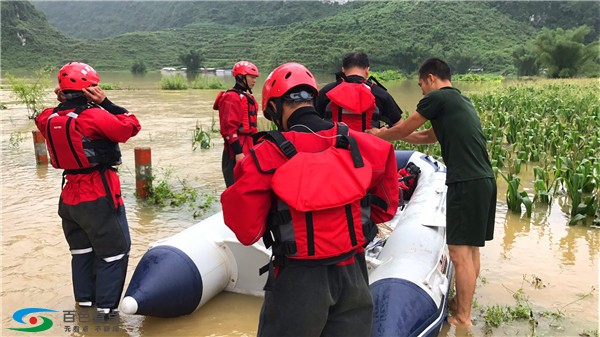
[214,88,259,157]
[326,79,377,132]
[35,100,140,310]
[221,123,398,261]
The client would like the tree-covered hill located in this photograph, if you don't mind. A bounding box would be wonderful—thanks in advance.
[2,1,598,75]
[31,1,367,39]
[1,1,74,70]
[489,2,599,42]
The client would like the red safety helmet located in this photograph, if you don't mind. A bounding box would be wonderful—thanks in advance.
[261,62,318,112]
[232,61,260,77]
[57,62,100,91]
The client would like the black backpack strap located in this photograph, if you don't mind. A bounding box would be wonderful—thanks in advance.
[335,124,364,168]
[367,75,388,91]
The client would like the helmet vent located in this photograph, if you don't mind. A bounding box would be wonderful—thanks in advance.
[271,80,277,87]
[284,72,292,79]
[82,78,87,81]
[306,71,313,78]
[70,79,76,83]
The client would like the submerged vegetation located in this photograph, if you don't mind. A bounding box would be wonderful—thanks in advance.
[479,275,596,335]
[471,80,599,225]
[160,74,224,90]
[143,168,217,219]
[191,76,225,90]
[192,121,212,150]
[160,75,188,90]
[453,74,505,82]
[395,80,599,226]
[369,70,407,83]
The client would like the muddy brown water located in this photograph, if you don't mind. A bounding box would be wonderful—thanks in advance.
[1,73,597,337]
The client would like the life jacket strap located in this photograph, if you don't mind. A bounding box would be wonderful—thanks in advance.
[228,89,258,134]
[369,194,389,212]
[48,103,102,169]
[359,195,379,245]
[335,124,364,168]
[62,166,118,211]
[260,131,298,159]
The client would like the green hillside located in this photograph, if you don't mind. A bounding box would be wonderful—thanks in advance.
[489,2,599,42]
[1,1,74,70]
[2,1,597,75]
[31,1,367,39]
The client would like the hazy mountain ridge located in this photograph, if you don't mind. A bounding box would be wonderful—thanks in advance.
[3,1,598,74]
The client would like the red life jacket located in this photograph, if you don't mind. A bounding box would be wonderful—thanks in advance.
[398,161,421,206]
[213,89,258,135]
[326,79,377,132]
[45,103,122,170]
[254,124,378,264]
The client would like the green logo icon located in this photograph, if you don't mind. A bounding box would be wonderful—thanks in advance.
[8,308,57,332]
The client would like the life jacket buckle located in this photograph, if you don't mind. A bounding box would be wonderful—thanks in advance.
[278,140,297,159]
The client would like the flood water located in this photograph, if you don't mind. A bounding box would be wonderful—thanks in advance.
[1,72,597,337]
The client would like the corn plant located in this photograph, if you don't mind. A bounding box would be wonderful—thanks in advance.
[533,166,552,205]
[500,172,533,217]
[472,80,599,225]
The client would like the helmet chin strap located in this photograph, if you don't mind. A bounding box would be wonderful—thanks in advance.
[237,75,252,94]
[63,91,85,100]
[265,99,285,131]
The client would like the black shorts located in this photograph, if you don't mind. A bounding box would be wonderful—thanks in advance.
[446,177,496,246]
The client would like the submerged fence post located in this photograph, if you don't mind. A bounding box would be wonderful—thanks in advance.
[32,130,48,165]
[135,147,152,199]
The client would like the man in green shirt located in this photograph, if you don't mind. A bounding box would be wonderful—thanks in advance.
[366,58,496,327]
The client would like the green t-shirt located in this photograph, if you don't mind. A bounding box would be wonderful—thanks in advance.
[416,87,494,183]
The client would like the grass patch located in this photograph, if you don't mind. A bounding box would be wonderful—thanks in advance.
[370,70,407,83]
[98,82,122,90]
[160,74,188,90]
[191,76,225,89]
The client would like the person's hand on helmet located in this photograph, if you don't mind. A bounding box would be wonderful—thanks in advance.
[82,85,106,105]
[54,87,66,103]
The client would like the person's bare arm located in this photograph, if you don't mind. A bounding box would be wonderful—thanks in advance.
[400,128,437,144]
[365,111,428,141]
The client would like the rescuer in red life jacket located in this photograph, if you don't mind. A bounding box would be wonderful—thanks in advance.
[213,61,260,187]
[220,62,399,337]
[35,62,141,316]
[316,51,403,132]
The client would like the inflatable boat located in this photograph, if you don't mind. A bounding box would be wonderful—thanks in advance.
[121,150,453,337]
